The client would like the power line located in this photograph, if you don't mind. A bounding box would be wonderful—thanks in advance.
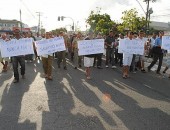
[20,0,37,20]
[135,0,146,15]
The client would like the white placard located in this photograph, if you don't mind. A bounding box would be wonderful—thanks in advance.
[35,37,66,56]
[118,39,125,54]
[118,38,144,55]
[162,36,170,51]
[78,39,104,56]
[1,38,34,57]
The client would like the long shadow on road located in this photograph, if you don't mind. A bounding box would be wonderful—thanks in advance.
[42,60,106,130]
[89,66,170,130]
[0,60,39,130]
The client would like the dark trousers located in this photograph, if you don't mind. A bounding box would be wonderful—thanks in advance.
[12,56,25,80]
[148,53,163,72]
[114,49,119,64]
[57,51,66,67]
[118,53,123,66]
[106,48,115,65]
[25,54,33,61]
[94,54,102,67]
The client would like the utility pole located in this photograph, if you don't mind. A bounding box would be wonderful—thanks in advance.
[144,0,156,34]
[36,12,42,35]
[20,9,22,33]
[145,0,150,32]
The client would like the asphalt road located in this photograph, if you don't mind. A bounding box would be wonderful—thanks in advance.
[0,58,170,130]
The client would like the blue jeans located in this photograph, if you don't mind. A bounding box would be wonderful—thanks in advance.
[12,56,25,80]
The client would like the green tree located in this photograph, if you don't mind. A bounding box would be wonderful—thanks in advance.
[51,28,67,35]
[118,8,147,33]
[86,9,116,35]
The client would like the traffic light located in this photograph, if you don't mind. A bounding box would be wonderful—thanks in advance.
[61,16,64,21]
[58,16,60,21]
[72,26,74,31]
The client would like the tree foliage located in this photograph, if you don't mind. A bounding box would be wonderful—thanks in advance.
[117,8,147,33]
[51,28,67,35]
[86,10,116,35]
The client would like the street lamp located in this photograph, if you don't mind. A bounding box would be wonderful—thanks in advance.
[58,16,74,31]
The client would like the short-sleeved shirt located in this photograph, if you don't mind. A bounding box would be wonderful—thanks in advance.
[72,37,83,49]
[105,35,115,49]
[154,37,162,47]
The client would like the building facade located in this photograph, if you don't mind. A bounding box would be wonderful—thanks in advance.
[0,19,30,33]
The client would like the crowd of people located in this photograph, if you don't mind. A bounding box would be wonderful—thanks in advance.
[0,28,170,83]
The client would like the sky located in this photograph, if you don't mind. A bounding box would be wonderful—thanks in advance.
[0,0,170,31]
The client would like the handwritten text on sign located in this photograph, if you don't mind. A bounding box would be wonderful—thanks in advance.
[118,39,144,55]
[162,36,170,51]
[35,37,66,56]
[78,39,104,56]
[0,38,34,57]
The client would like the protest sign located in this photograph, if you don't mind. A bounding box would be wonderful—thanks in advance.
[162,36,170,51]
[118,38,144,55]
[1,38,34,57]
[78,39,104,56]
[35,37,66,56]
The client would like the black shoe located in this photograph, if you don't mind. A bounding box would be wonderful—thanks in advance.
[163,71,166,74]
[156,71,161,75]
[97,66,103,69]
[64,66,67,70]
[141,69,146,73]
[13,79,19,83]
[74,67,77,69]
[79,65,82,68]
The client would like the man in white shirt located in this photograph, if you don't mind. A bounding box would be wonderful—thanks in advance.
[136,30,147,72]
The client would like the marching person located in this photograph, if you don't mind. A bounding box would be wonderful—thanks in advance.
[163,51,170,78]
[12,29,25,83]
[72,32,83,69]
[137,30,147,72]
[105,30,116,68]
[0,33,9,72]
[93,32,103,69]
[147,31,164,74]
[57,31,67,70]
[122,31,134,79]
[41,32,53,80]
[84,32,95,79]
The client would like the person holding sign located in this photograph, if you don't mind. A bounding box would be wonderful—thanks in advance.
[147,31,164,74]
[136,30,147,72]
[84,32,95,80]
[72,32,83,69]
[12,29,25,83]
[104,30,116,68]
[57,31,67,70]
[122,31,134,79]
[41,32,53,80]
[163,52,170,78]
[0,33,9,72]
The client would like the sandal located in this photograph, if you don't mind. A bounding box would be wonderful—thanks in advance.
[48,76,53,80]
[123,75,127,79]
